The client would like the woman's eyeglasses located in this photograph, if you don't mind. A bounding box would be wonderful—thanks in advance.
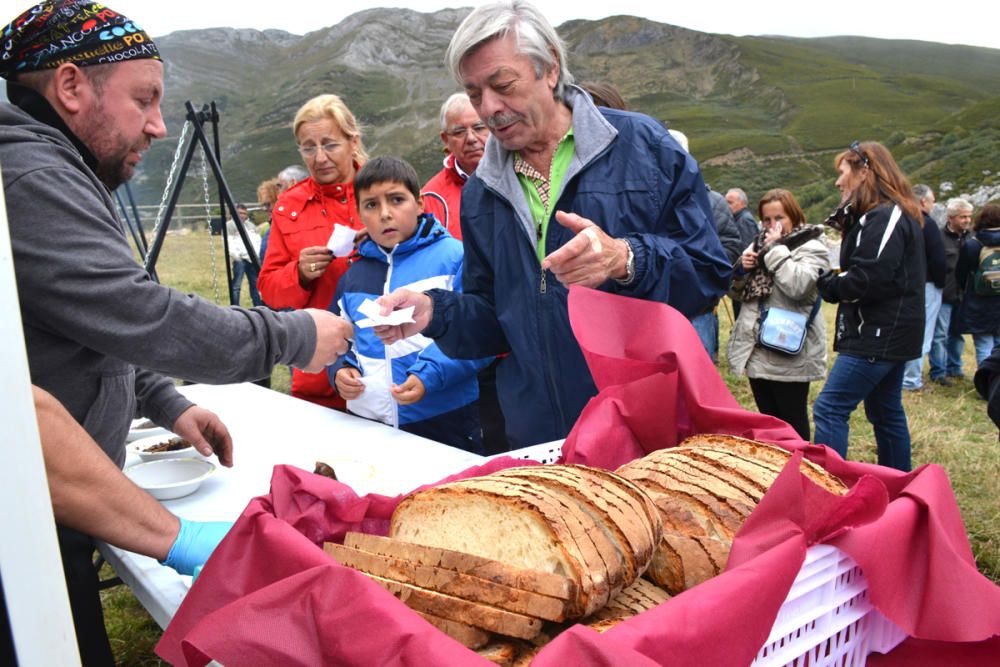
[298,142,341,159]
[850,141,870,167]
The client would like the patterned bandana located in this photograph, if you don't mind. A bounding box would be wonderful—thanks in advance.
[0,1,160,79]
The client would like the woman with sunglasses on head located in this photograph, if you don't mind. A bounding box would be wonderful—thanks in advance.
[728,189,830,441]
[812,141,926,471]
[258,94,367,409]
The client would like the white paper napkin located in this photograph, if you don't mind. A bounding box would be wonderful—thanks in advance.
[354,298,416,329]
[327,224,357,257]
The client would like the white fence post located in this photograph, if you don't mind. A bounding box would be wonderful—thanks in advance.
[0,169,81,663]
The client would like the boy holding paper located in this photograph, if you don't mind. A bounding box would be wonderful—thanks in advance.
[327,157,489,453]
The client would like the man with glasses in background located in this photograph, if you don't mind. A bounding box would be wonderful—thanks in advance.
[421,92,489,239]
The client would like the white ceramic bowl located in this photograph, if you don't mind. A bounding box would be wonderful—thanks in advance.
[128,433,196,462]
[125,458,216,500]
[126,418,172,443]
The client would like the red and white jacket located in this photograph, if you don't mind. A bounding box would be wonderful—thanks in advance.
[421,153,471,240]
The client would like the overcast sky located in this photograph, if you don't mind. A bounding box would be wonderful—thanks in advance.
[102,1,998,50]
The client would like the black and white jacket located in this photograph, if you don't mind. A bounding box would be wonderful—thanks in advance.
[818,203,925,361]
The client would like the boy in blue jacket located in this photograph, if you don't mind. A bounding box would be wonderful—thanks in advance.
[327,156,490,453]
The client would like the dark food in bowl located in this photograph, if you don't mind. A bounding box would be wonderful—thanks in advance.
[144,437,193,454]
[314,461,338,480]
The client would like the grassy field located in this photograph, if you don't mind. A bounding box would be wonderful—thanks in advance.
[102,229,1000,665]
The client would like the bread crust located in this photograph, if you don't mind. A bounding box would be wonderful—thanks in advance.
[342,532,575,600]
[456,475,615,616]
[325,541,569,622]
[364,573,545,639]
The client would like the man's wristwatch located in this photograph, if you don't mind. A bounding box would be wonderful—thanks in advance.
[616,238,636,285]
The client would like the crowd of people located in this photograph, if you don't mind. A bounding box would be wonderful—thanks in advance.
[2,0,999,664]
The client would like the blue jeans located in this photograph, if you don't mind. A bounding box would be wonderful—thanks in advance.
[929,302,964,378]
[690,310,719,363]
[974,334,999,367]
[902,283,942,389]
[231,260,262,306]
[813,354,911,471]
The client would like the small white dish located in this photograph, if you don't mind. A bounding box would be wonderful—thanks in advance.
[128,433,196,462]
[125,458,216,500]
[126,418,172,443]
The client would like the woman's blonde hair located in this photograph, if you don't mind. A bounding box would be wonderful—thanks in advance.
[292,94,369,163]
[256,178,280,207]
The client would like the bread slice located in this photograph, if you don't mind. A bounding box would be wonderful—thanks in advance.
[454,475,615,616]
[656,450,767,503]
[646,534,723,594]
[363,573,544,640]
[517,465,660,580]
[477,639,519,666]
[567,465,663,553]
[625,460,755,524]
[677,449,781,492]
[589,576,671,622]
[638,451,760,507]
[492,467,635,589]
[324,541,569,622]
[414,611,491,649]
[390,482,581,580]
[677,434,848,495]
[392,476,602,617]
[342,532,575,600]
[617,464,743,540]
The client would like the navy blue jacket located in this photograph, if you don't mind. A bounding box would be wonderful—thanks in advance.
[922,213,947,288]
[955,227,1000,335]
[425,87,731,447]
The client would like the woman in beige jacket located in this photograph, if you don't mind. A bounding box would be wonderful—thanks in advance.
[727,189,830,440]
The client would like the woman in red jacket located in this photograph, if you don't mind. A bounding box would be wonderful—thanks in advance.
[258,94,367,408]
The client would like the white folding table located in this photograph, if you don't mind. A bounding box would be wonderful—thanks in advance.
[98,382,485,628]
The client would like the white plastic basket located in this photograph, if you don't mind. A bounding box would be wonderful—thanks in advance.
[752,544,907,666]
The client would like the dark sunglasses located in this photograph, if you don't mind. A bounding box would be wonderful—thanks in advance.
[850,140,870,167]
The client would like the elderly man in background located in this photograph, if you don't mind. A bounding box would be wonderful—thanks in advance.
[0,2,351,662]
[902,184,947,391]
[421,92,489,239]
[377,0,730,448]
[930,197,974,385]
[277,164,310,194]
[725,187,760,319]
[726,188,760,249]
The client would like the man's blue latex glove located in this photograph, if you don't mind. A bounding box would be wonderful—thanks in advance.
[162,518,233,576]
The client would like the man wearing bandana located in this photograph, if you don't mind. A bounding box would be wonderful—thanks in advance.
[0,2,353,663]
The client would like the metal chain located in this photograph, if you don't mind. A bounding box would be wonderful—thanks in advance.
[146,121,193,252]
[198,147,222,304]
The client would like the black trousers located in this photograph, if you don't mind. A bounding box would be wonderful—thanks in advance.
[58,526,115,666]
[477,359,510,456]
[0,574,16,666]
[748,377,812,441]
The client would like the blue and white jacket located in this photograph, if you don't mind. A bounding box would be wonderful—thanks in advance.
[327,215,491,428]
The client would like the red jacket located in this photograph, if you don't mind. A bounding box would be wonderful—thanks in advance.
[421,153,468,240]
[257,177,362,408]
